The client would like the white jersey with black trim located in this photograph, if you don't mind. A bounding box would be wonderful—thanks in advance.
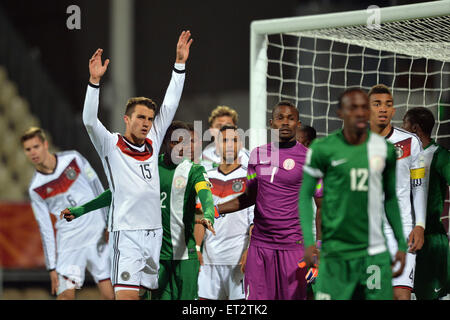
[28,150,107,270]
[202,165,254,265]
[83,63,185,232]
[201,143,250,172]
[384,126,426,231]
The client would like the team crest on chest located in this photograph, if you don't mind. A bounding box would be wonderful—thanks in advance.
[369,155,385,172]
[174,176,187,189]
[232,180,244,193]
[283,158,295,170]
[65,167,78,180]
[394,138,411,160]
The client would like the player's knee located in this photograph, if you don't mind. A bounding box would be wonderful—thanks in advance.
[98,280,115,300]
[393,288,412,300]
[101,290,115,300]
[115,289,140,300]
[57,289,76,300]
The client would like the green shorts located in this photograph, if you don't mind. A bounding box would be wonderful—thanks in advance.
[414,233,449,300]
[151,259,200,300]
[315,251,393,300]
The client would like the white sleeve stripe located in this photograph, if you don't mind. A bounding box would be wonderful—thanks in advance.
[303,165,324,178]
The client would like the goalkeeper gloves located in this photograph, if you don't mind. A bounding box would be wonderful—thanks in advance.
[298,240,321,284]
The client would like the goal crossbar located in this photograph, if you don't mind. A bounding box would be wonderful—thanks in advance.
[249,1,450,149]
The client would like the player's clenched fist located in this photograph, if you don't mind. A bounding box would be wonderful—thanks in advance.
[60,208,75,222]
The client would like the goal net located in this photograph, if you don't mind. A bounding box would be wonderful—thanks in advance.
[249,1,450,240]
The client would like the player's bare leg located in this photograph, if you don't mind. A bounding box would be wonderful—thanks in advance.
[57,288,76,300]
[97,279,115,300]
[393,287,411,300]
[116,289,140,300]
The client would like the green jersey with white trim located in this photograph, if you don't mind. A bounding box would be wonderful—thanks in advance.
[300,130,407,259]
[421,140,450,235]
[158,155,213,261]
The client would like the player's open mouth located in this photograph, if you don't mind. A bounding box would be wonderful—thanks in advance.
[356,121,367,128]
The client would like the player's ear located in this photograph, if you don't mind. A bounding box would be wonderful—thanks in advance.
[123,115,130,126]
[412,123,420,135]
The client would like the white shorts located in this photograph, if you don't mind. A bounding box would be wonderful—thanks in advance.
[111,229,162,293]
[56,239,111,295]
[385,226,416,290]
[198,264,245,300]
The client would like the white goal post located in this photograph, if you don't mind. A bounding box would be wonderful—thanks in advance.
[249,0,450,150]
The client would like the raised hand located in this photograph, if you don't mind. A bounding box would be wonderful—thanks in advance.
[89,48,110,84]
[175,30,193,64]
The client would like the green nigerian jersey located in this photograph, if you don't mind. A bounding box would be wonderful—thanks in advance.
[159,155,212,260]
[300,130,407,259]
[422,141,450,235]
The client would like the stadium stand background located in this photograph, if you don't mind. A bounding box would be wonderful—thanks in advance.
[0,0,444,299]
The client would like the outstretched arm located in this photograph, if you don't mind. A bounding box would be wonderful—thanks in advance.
[196,189,216,235]
[217,152,258,215]
[191,165,216,235]
[60,189,112,221]
[216,186,257,215]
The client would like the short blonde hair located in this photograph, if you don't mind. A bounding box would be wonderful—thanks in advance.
[208,105,238,127]
[21,127,47,144]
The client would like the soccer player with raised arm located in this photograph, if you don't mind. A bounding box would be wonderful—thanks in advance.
[196,125,254,300]
[369,84,427,300]
[402,107,450,299]
[22,127,113,300]
[217,101,323,300]
[60,121,216,300]
[299,88,407,300]
[82,31,192,300]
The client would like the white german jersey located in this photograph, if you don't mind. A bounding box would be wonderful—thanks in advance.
[201,143,250,171]
[384,127,426,231]
[202,165,254,265]
[83,64,185,231]
[28,151,107,270]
